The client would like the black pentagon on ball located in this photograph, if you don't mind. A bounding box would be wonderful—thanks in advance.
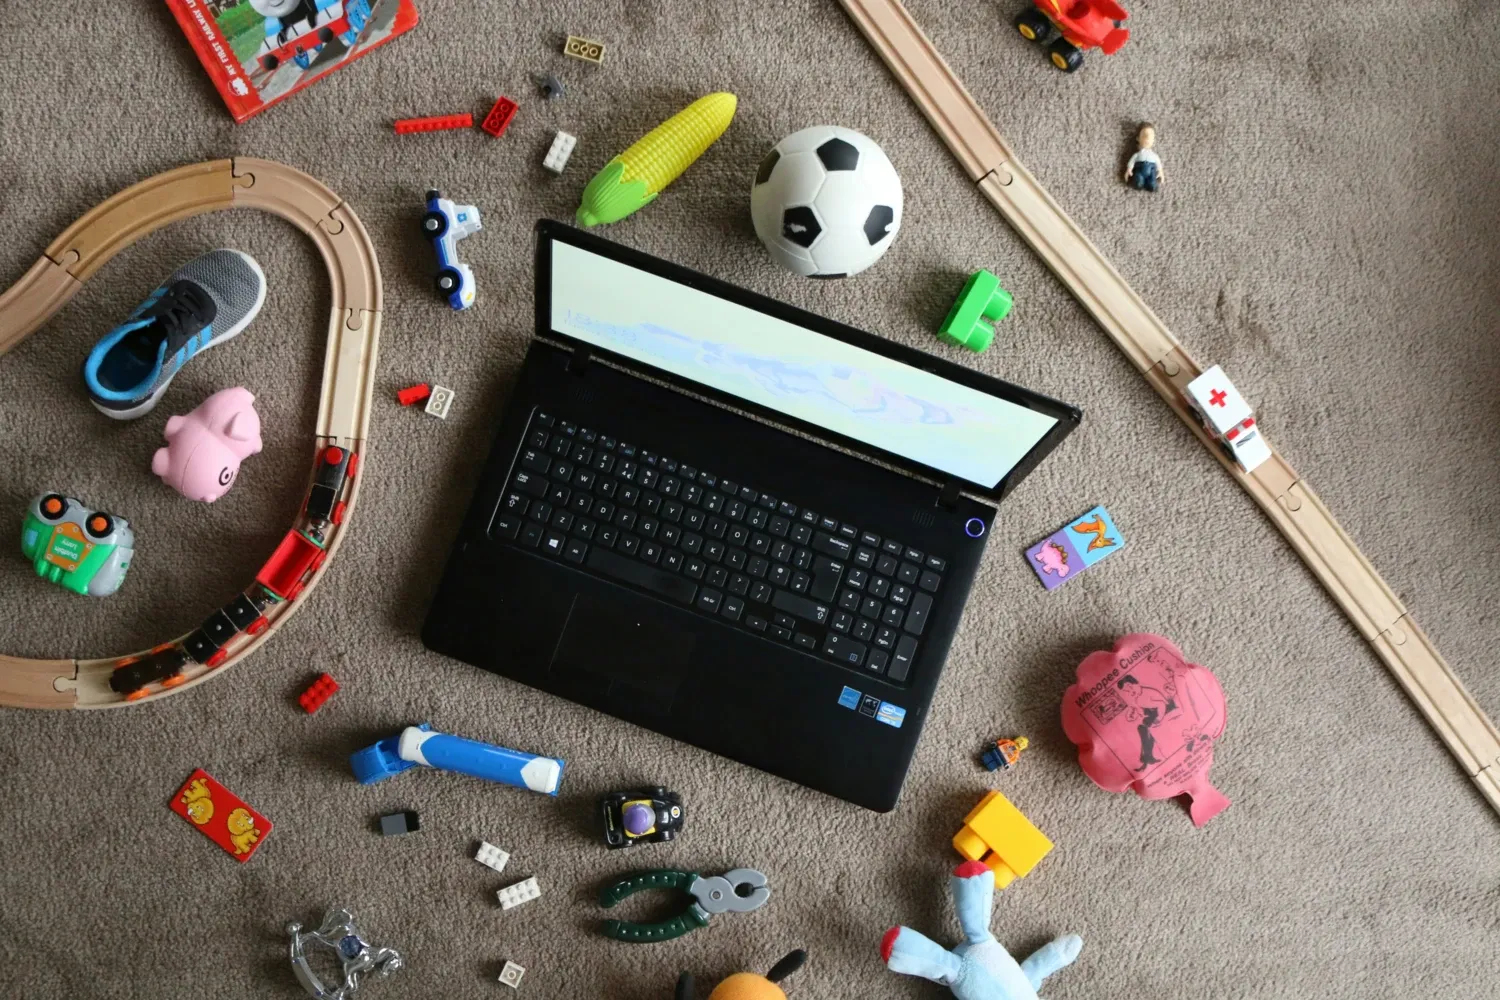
[816,137,860,171]
[781,206,822,248]
[754,149,781,185]
[863,205,895,245]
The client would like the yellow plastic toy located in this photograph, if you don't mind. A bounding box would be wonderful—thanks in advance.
[576,92,738,227]
[952,790,1053,888]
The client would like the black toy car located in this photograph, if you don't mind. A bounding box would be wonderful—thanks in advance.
[601,788,684,849]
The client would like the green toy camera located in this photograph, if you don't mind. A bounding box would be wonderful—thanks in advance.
[20,493,134,597]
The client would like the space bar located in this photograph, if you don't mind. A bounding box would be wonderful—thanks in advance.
[586,548,697,604]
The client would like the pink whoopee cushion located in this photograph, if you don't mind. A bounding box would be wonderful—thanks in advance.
[1061,633,1230,826]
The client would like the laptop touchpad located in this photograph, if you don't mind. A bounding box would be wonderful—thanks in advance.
[550,591,696,705]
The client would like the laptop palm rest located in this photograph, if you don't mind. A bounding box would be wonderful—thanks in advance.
[549,591,696,708]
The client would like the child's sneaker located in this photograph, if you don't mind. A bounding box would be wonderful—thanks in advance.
[82,249,266,419]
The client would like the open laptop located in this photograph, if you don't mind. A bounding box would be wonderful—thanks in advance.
[422,221,1081,811]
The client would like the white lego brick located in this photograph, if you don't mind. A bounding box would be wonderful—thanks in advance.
[475,841,510,873]
[425,385,454,420]
[496,876,540,910]
[543,131,577,174]
[1185,364,1253,435]
[498,960,526,989]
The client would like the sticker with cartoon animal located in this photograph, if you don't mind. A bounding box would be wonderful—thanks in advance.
[168,768,273,863]
[1024,504,1125,590]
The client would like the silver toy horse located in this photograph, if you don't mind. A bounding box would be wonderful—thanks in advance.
[286,908,404,1000]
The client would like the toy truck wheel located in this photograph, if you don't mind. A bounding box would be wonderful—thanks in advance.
[317,27,335,44]
[1048,40,1083,72]
[436,269,462,294]
[38,494,69,522]
[85,513,114,539]
[261,55,280,71]
[422,211,448,239]
[1014,9,1056,44]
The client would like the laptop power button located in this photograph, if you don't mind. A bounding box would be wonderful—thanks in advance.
[964,518,985,538]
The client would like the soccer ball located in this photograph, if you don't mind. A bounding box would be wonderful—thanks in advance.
[750,125,903,278]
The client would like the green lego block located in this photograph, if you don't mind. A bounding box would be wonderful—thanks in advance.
[937,270,1012,352]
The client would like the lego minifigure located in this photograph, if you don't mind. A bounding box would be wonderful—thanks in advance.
[1124,123,1162,192]
[979,735,1028,771]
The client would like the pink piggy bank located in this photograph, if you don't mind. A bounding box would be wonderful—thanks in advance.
[151,387,263,502]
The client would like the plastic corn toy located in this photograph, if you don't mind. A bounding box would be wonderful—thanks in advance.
[576,92,737,227]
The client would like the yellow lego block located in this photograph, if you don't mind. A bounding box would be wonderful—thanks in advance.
[952,790,1053,888]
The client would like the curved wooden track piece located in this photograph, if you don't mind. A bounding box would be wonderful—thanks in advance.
[0,158,381,709]
[840,0,1500,814]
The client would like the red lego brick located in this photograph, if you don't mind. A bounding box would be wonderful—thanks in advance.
[397,383,432,406]
[481,96,519,138]
[299,672,340,714]
[169,769,272,863]
[394,113,474,135]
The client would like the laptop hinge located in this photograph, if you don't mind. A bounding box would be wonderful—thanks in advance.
[567,344,591,374]
[937,481,962,510]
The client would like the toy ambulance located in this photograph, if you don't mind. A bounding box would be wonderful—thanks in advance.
[1184,365,1271,473]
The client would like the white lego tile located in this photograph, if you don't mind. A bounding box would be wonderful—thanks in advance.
[543,132,577,174]
[496,876,540,910]
[1185,364,1252,435]
[498,960,526,988]
[425,385,454,420]
[475,841,510,873]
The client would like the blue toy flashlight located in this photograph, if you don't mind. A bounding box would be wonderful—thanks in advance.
[350,723,564,795]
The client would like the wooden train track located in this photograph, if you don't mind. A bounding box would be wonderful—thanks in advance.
[838,0,1500,813]
[0,158,382,709]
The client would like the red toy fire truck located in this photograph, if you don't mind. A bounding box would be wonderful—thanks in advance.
[1013,1,1129,73]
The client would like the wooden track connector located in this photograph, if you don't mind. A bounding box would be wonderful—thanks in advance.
[0,159,383,710]
[839,0,1500,818]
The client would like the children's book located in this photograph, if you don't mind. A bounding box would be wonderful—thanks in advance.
[168,0,419,123]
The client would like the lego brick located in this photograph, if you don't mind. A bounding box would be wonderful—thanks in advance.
[393,113,474,135]
[425,385,454,420]
[543,132,577,174]
[396,383,431,407]
[952,790,1052,888]
[379,810,420,836]
[563,35,606,63]
[298,672,339,713]
[496,876,540,910]
[475,841,510,873]
[498,961,525,988]
[169,768,272,863]
[481,96,519,138]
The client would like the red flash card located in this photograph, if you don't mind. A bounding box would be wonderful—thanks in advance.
[169,769,272,863]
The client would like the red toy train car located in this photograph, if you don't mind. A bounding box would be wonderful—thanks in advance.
[1013,0,1129,72]
[108,446,359,700]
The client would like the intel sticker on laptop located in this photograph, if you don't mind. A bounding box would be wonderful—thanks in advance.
[837,686,905,728]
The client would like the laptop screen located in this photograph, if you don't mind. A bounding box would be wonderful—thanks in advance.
[548,239,1062,490]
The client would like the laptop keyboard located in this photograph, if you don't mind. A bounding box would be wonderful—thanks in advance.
[488,409,948,684]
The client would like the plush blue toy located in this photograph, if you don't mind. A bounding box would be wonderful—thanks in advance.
[880,861,1082,1000]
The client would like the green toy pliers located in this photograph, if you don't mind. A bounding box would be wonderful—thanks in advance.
[599,868,770,943]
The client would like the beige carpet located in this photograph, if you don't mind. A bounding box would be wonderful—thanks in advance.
[1,1,1498,997]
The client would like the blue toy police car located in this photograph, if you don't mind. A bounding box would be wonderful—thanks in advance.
[422,190,482,310]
